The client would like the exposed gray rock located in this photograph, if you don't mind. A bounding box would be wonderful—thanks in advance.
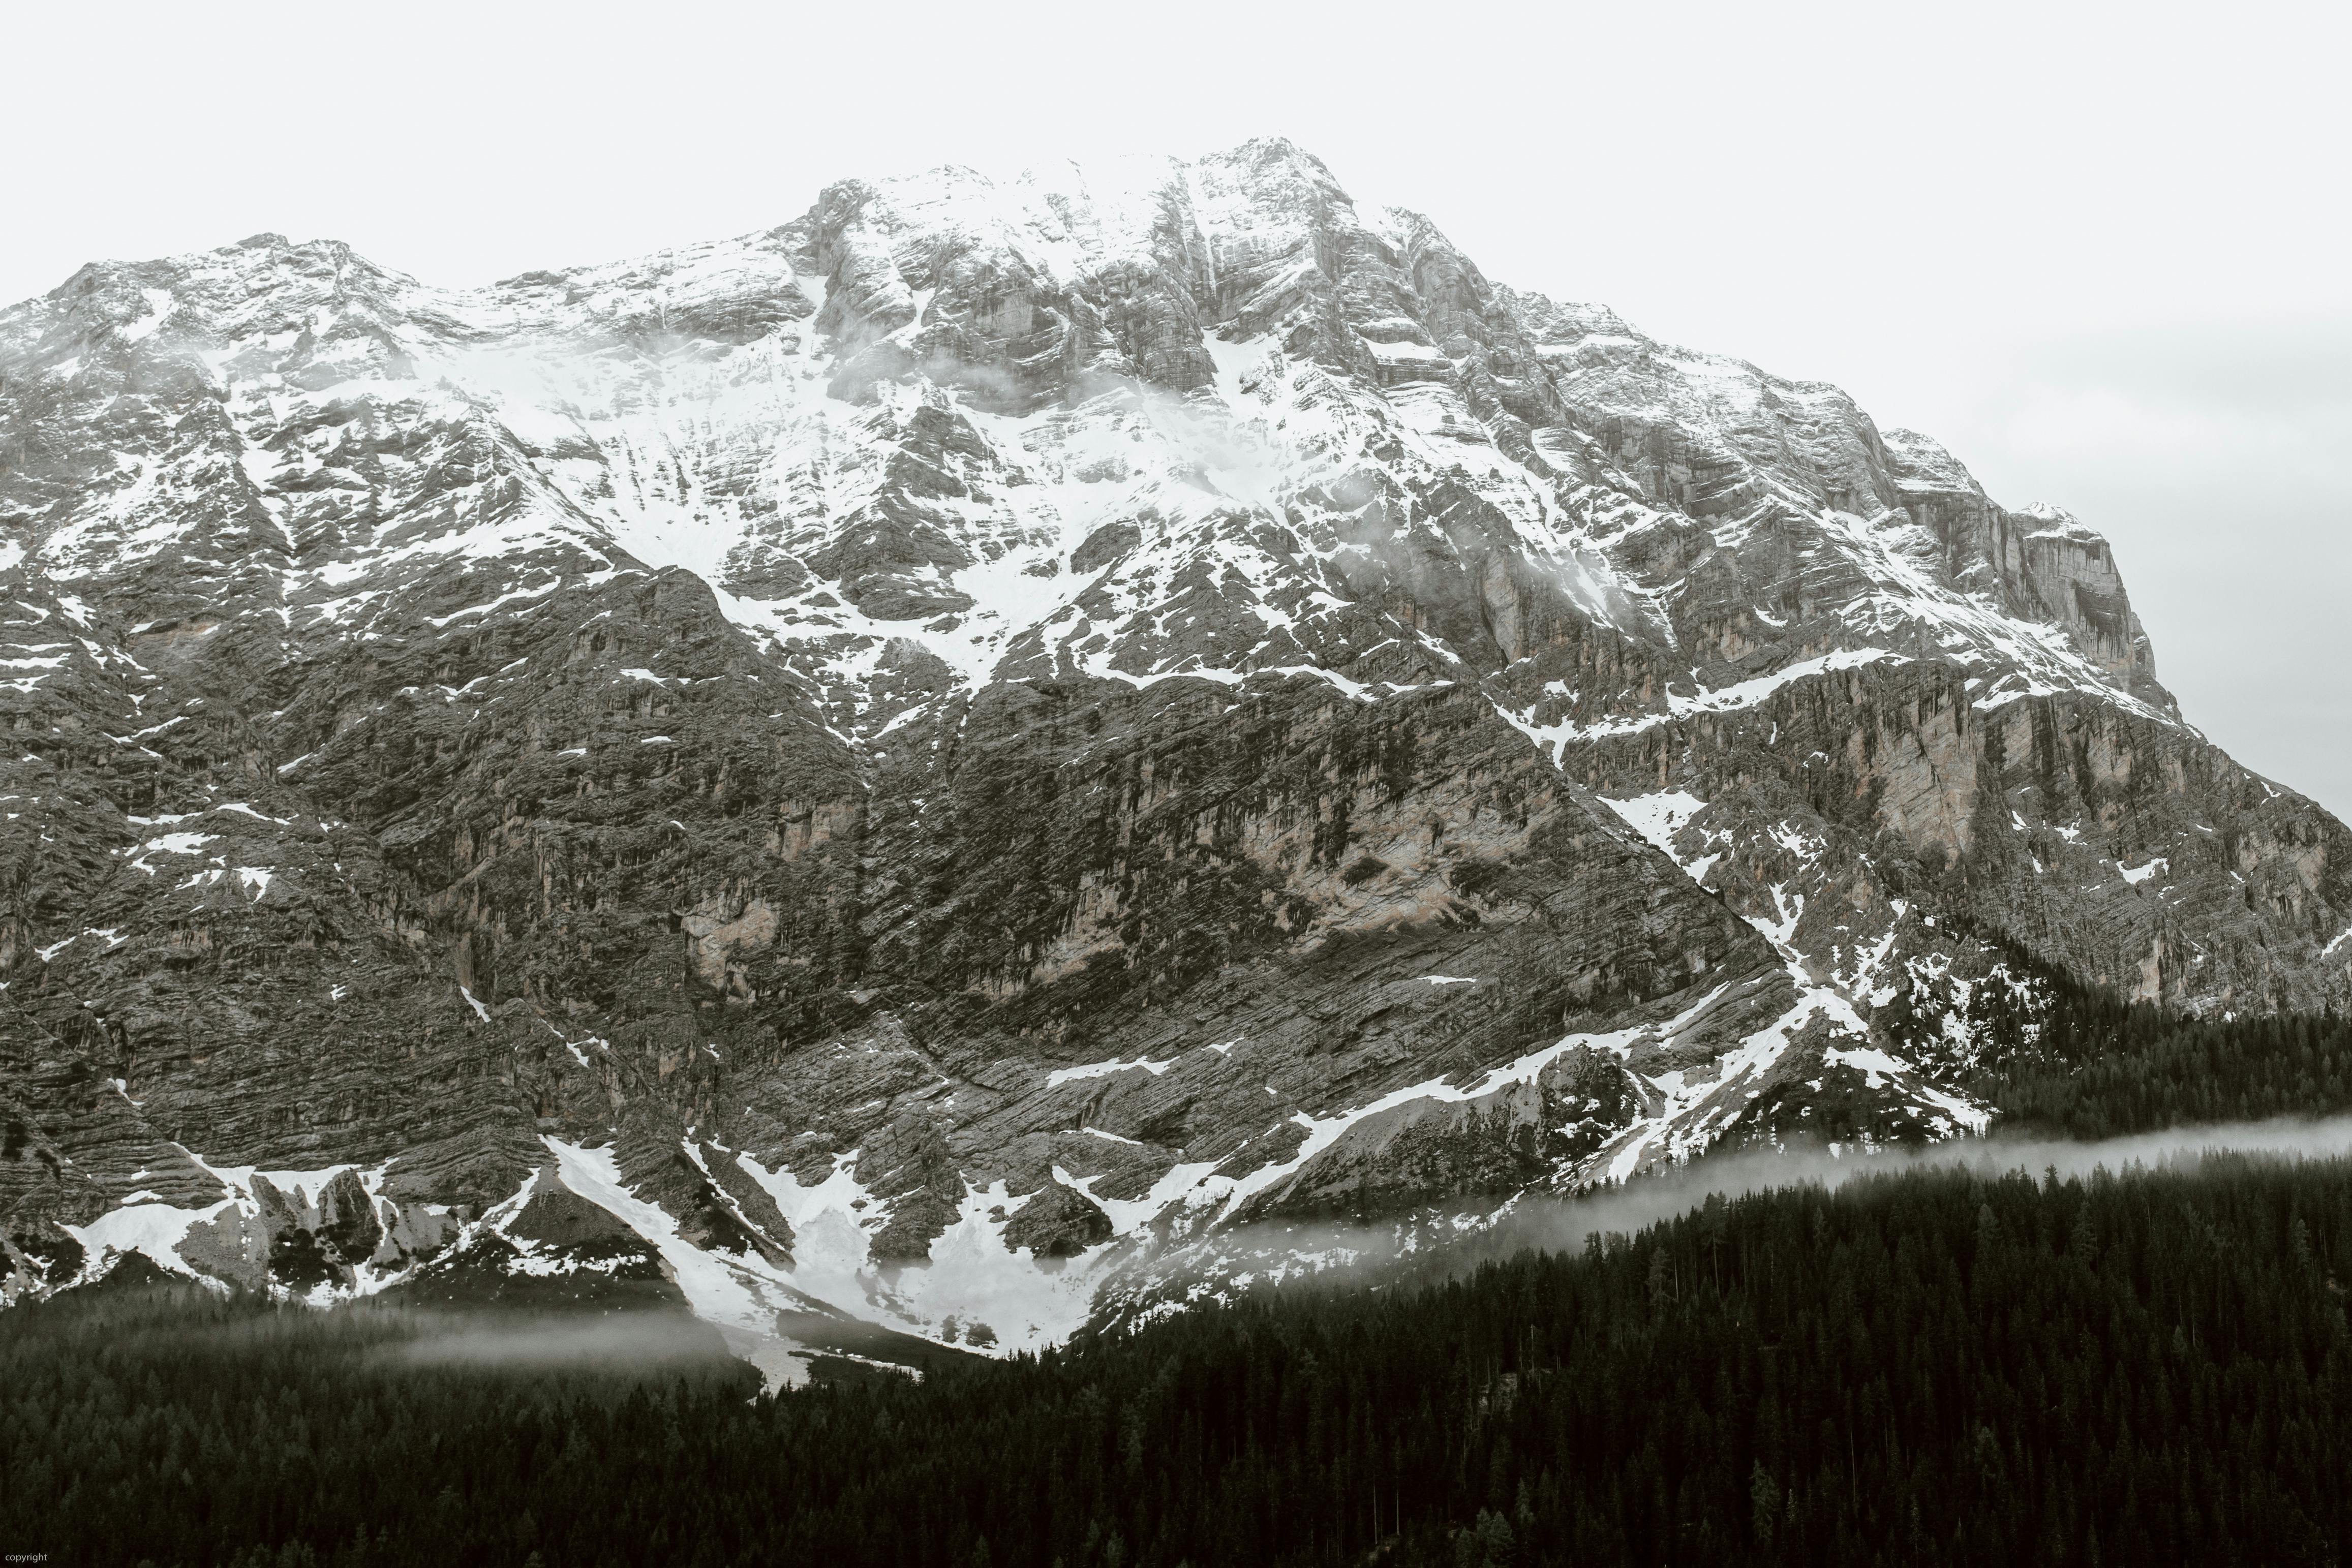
[2,139,2343,1340]
[1001,1178,1112,1257]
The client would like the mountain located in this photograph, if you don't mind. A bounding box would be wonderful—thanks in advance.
[4,138,2346,1356]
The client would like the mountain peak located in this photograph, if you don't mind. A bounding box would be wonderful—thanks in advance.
[4,143,2344,1350]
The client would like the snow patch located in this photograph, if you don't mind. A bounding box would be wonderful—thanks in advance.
[1046,1055,1176,1087]
[1600,790,1707,855]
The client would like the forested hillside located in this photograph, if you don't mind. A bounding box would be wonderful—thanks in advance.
[11,1154,2352,1567]
[1975,964,2352,1136]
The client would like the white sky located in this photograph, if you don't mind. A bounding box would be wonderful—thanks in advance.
[8,0,2346,815]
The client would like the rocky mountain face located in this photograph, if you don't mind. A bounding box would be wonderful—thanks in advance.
[4,139,2346,1356]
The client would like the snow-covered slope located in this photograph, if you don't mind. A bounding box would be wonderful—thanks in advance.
[5,139,2347,1356]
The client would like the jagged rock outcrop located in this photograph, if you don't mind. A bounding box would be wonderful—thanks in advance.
[3,139,2344,1351]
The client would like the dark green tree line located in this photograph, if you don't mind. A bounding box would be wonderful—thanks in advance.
[9,1154,2352,1566]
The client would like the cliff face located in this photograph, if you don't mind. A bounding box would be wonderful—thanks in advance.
[3,139,2344,1347]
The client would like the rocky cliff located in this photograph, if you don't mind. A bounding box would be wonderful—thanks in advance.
[4,139,2345,1355]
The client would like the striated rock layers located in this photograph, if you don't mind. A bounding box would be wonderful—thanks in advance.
[3,139,2345,1344]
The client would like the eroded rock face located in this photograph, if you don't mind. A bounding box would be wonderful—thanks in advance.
[3,139,2345,1335]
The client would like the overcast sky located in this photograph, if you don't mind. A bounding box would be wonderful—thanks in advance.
[10,0,2346,815]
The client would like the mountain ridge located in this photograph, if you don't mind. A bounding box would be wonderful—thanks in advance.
[4,136,2345,1362]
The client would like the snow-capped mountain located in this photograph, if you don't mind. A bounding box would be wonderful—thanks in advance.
[5,139,2346,1357]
